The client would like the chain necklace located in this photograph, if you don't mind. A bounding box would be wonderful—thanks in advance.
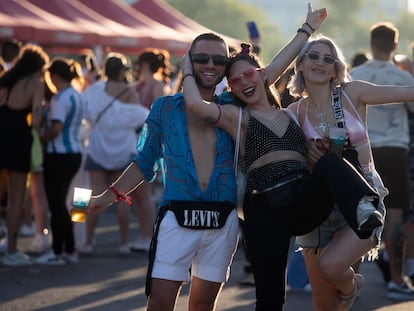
[306,98,332,134]
[314,110,330,134]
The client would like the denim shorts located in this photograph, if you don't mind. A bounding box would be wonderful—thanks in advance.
[295,206,347,248]
[84,155,128,171]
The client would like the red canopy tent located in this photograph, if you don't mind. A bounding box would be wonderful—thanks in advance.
[27,0,189,54]
[79,0,190,54]
[0,0,98,49]
[130,0,241,49]
[0,0,240,55]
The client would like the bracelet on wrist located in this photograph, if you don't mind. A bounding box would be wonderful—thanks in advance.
[108,186,132,205]
[303,22,315,33]
[297,28,311,37]
[183,73,194,80]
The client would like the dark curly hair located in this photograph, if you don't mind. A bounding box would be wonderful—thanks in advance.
[227,42,281,108]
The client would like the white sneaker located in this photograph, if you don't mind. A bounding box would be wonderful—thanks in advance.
[357,197,383,238]
[64,252,79,265]
[78,244,93,255]
[19,223,36,236]
[28,234,51,254]
[3,251,33,266]
[35,251,66,266]
[129,238,151,252]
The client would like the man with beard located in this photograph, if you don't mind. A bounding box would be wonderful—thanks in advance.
[87,33,240,310]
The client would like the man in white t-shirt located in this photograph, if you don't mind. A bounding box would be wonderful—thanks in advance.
[350,21,414,301]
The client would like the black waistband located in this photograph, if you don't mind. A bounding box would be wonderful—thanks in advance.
[163,200,235,210]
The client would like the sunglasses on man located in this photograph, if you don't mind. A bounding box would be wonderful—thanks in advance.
[191,53,229,66]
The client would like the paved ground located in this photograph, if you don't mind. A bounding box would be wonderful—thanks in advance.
[1,207,414,310]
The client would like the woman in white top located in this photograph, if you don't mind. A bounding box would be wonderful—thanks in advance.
[81,53,149,254]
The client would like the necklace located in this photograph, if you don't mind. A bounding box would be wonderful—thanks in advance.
[314,110,330,134]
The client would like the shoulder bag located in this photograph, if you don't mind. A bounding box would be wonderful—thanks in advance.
[94,87,130,125]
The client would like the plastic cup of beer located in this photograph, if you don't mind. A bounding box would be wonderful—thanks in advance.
[328,127,347,154]
[71,187,92,222]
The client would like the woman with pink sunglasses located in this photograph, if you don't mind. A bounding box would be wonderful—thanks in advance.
[182,4,385,310]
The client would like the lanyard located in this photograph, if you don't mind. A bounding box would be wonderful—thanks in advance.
[331,87,346,128]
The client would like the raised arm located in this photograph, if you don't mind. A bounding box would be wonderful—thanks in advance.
[265,3,327,84]
[181,52,239,139]
[347,80,414,108]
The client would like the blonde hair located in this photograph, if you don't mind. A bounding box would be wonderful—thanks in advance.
[287,35,349,98]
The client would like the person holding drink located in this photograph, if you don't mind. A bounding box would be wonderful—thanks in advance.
[283,34,414,309]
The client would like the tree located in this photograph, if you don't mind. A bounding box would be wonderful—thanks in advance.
[166,0,414,65]
[166,0,284,63]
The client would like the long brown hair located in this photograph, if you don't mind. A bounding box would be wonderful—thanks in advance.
[227,42,281,108]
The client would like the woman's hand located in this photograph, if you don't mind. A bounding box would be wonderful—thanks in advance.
[181,50,194,76]
[305,3,328,32]
[306,138,328,170]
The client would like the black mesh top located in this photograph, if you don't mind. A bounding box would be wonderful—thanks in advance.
[243,109,308,191]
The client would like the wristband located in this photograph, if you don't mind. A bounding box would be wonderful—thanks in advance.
[297,28,311,37]
[108,186,132,205]
[183,73,194,80]
[303,22,315,33]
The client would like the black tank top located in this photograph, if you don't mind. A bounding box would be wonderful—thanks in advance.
[244,110,308,191]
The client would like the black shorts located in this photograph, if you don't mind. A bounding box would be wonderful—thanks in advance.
[372,147,410,210]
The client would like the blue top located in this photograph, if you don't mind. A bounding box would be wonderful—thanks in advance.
[133,92,236,207]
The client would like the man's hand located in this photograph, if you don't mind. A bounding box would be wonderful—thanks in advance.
[87,192,113,215]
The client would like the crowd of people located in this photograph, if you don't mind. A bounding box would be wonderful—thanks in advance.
[2,2,414,310]
[0,43,170,265]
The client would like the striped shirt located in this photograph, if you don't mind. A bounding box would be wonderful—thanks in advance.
[44,86,84,154]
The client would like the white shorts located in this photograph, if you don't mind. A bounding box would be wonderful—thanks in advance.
[152,209,239,283]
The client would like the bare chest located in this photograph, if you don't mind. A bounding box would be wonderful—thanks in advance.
[187,119,217,191]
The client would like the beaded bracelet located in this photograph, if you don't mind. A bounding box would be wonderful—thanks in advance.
[297,28,311,37]
[108,186,132,205]
[303,22,315,33]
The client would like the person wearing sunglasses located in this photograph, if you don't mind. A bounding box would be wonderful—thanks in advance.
[182,4,378,310]
[182,4,414,309]
[85,33,239,310]
[184,41,382,311]
[350,22,414,301]
[284,33,414,309]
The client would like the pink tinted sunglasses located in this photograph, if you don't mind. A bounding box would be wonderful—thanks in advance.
[228,67,259,87]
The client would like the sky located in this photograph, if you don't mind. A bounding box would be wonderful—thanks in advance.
[239,0,409,37]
